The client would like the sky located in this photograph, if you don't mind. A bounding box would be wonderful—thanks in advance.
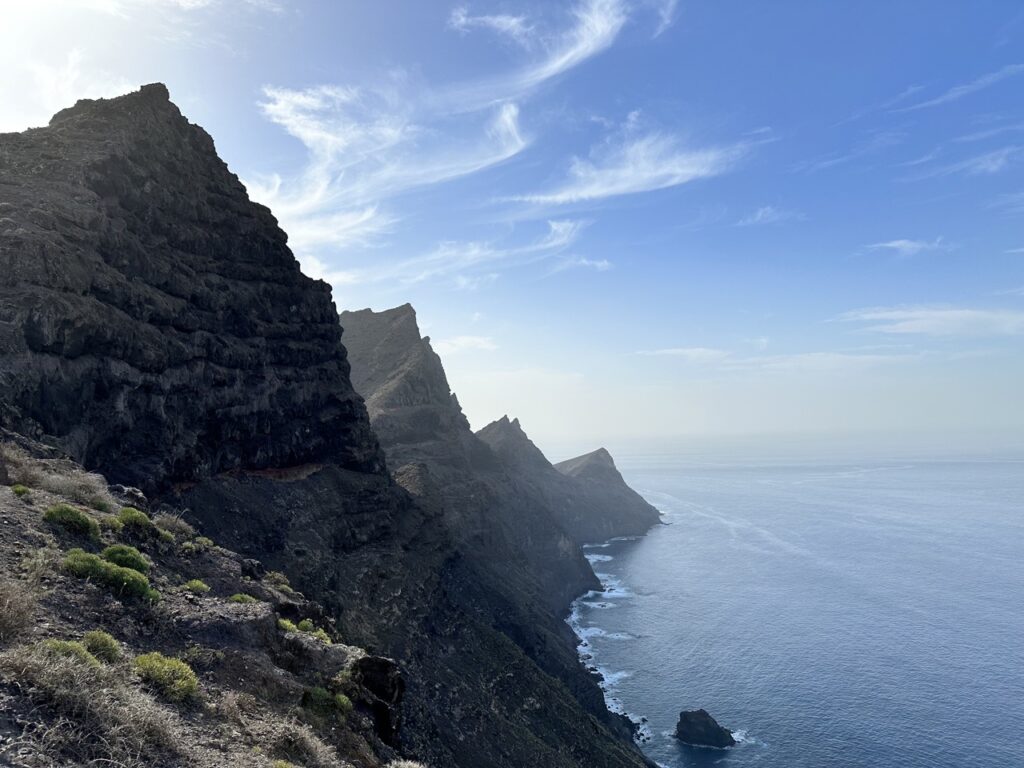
[3,1,1023,453]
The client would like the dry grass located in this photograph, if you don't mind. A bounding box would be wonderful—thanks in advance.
[153,511,196,539]
[0,641,180,766]
[263,719,345,768]
[0,579,37,645]
[2,445,115,512]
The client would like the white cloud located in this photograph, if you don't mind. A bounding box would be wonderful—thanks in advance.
[898,63,1024,111]
[552,256,612,272]
[432,335,498,355]
[515,132,747,205]
[866,237,949,257]
[653,0,678,36]
[736,205,804,226]
[252,0,629,271]
[838,306,1024,336]
[637,347,732,362]
[927,146,1021,177]
[449,6,534,46]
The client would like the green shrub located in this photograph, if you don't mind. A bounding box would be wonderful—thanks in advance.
[42,639,100,668]
[296,619,314,632]
[277,618,298,633]
[134,652,198,702]
[82,630,122,663]
[229,593,258,604]
[44,504,99,538]
[293,618,332,644]
[99,516,124,534]
[101,544,149,574]
[310,628,332,645]
[194,536,214,550]
[90,499,112,513]
[118,507,152,531]
[11,484,30,498]
[301,686,352,718]
[183,579,210,594]
[266,570,296,594]
[157,528,176,543]
[63,548,153,600]
[152,513,195,540]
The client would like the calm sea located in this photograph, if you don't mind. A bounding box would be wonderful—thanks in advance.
[568,446,1024,768]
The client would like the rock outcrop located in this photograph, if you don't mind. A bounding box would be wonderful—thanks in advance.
[674,709,736,749]
[0,83,382,490]
[477,417,661,544]
[0,87,653,768]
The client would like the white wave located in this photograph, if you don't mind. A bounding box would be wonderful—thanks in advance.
[586,553,614,563]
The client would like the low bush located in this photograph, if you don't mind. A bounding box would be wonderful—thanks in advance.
[11,483,30,498]
[182,579,210,594]
[265,719,341,768]
[0,641,178,764]
[83,630,122,663]
[301,686,352,718]
[41,639,100,668]
[0,579,37,645]
[229,593,258,604]
[266,570,296,595]
[63,548,156,601]
[44,504,99,539]
[101,544,150,574]
[296,619,332,644]
[278,618,299,633]
[118,507,153,532]
[133,652,198,702]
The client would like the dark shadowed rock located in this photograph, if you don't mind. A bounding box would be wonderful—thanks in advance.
[478,417,662,543]
[674,709,736,748]
[0,83,383,491]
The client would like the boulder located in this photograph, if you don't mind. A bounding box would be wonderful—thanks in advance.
[674,709,736,748]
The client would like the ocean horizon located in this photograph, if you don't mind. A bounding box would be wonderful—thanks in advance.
[570,446,1024,768]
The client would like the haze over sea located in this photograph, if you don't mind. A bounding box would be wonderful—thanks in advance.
[568,438,1024,768]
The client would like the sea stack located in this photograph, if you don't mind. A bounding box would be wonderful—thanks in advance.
[674,709,736,748]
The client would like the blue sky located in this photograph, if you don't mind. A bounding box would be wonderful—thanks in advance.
[4,1,1023,449]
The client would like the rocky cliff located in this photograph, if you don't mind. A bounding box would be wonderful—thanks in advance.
[0,87,652,768]
[477,418,661,544]
[0,83,382,490]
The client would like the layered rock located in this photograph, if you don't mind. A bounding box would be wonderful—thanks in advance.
[0,87,653,768]
[478,418,661,544]
[0,83,382,490]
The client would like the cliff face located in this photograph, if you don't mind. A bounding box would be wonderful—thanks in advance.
[477,419,661,543]
[0,87,652,768]
[0,84,382,490]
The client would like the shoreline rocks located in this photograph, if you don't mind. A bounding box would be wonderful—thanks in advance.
[674,708,736,748]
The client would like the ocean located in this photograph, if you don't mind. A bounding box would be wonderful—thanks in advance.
[567,445,1024,768]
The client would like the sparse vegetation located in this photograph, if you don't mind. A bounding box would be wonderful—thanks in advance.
[3,447,115,510]
[229,593,259,604]
[0,579,37,644]
[63,548,157,601]
[183,579,210,594]
[102,543,150,574]
[11,483,30,498]
[134,652,199,702]
[0,640,178,764]
[266,570,297,595]
[83,630,122,663]
[41,638,100,668]
[118,506,153,532]
[265,719,342,768]
[153,512,196,539]
[278,618,299,633]
[44,503,100,538]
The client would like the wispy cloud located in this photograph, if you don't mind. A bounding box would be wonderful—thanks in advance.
[653,0,678,36]
[250,0,629,271]
[919,145,1022,178]
[433,335,498,355]
[637,347,732,362]
[448,5,534,47]
[736,205,805,227]
[552,255,612,272]
[953,121,1024,143]
[898,63,1024,111]
[794,129,905,173]
[515,132,748,205]
[838,306,1024,336]
[724,351,916,373]
[866,237,950,257]
[991,192,1024,215]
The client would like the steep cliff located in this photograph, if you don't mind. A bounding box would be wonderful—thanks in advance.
[0,87,651,768]
[477,418,661,543]
[0,83,382,490]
